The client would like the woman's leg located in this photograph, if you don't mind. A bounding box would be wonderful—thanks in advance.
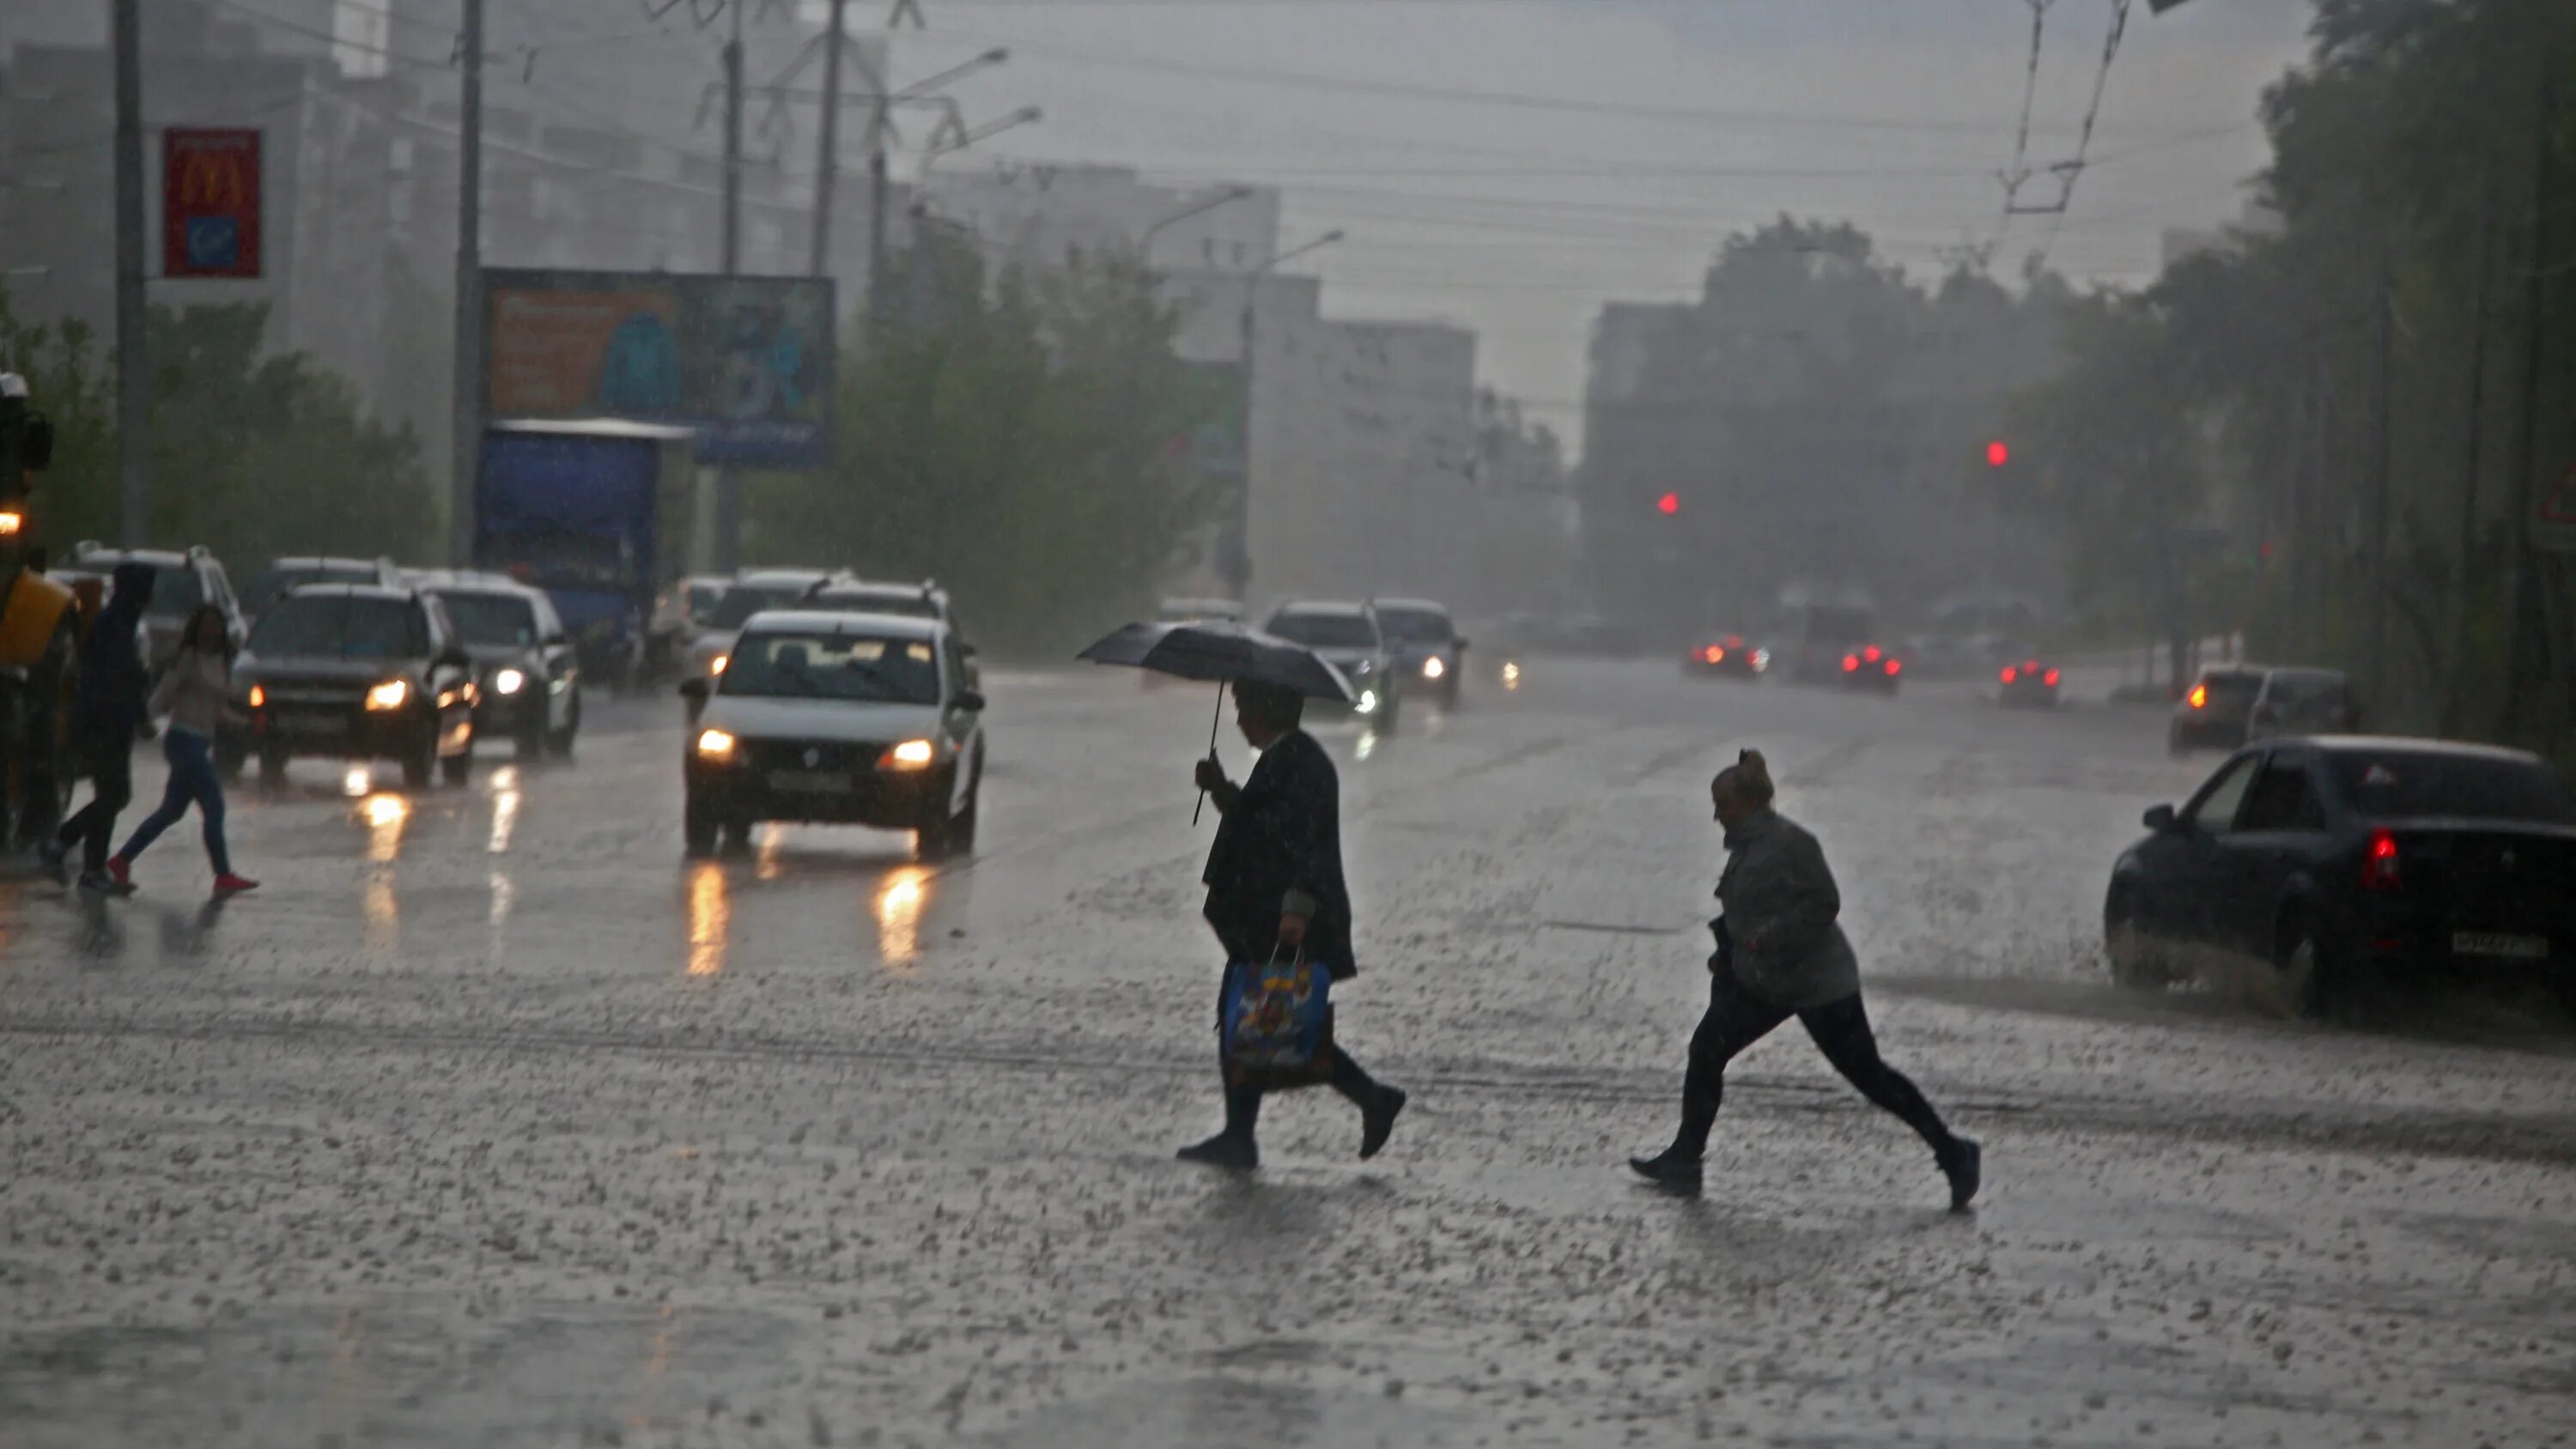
[168,733,233,876]
[112,737,194,865]
[1797,994,1957,1156]
[1671,968,1793,1159]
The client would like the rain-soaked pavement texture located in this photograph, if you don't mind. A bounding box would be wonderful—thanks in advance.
[3,660,2572,1448]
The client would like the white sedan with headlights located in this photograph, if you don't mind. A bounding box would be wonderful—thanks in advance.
[677,610,986,860]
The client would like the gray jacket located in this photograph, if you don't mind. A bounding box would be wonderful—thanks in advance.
[1716,808,1861,1010]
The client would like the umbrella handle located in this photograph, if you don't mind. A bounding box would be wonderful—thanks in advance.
[1194,681,1225,825]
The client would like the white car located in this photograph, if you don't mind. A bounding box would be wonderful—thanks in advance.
[1264,600,1401,730]
[680,610,986,860]
[685,568,835,682]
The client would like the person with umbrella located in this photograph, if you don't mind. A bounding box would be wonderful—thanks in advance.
[1182,678,1406,1170]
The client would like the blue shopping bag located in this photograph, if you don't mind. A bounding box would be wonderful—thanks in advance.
[1221,948,1332,1082]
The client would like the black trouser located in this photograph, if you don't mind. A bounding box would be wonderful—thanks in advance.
[55,733,135,875]
[1213,965,1386,1145]
[1674,967,1956,1161]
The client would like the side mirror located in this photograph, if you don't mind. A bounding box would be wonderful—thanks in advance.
[2142,803,2177,833]
[678,678,708,703]
[952,688,987,713]
[544,632,568,648]
[1454,636,1470,652]
[435,648,471,671]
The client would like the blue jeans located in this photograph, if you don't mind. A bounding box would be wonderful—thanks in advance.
[117,728,230,876]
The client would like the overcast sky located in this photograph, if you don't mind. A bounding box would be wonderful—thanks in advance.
[863,0,2314,450]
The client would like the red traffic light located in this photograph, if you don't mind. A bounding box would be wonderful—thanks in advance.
[1656,491,1680,516]
[1984,440,2010,468]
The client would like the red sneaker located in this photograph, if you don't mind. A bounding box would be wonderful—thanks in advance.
[212,873,260,898]
[106,857,132,890]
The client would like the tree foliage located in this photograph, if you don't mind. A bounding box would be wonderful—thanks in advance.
[0,282,436,567]
[744,237,1223,657]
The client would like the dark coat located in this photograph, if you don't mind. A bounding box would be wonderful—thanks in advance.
[1201,728,1358,979]
[70,561,156,740]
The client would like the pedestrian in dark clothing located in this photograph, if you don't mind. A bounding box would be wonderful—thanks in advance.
[42,559,157,891]
[1180,679,1406,1170]
[1631,749,1982,1209]
[109,603,258,898]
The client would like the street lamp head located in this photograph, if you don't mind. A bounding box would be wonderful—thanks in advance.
[1319,229,1346,244]
[980,48,1009,64]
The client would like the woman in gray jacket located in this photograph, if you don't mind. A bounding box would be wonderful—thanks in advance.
[108,605,258,898]
[1631,749,1979,1208]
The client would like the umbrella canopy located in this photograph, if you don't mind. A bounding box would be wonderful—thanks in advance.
[1078,619,1354,702]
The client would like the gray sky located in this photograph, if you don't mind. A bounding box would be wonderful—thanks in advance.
[881,0,2314,451]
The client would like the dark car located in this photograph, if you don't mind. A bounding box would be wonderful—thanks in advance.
[2170,665,2265,753]
[1997,658,2061,709]
[413,570,581,760]
[1373,598,1467,707]
[227,585,480,788]
[1684,633,1766,682]
[2104,737,2576,1021]
[1837,642,1904,695]
[2248,667,2362,742]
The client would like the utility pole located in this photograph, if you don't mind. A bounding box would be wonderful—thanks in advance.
[866,100,890,329]
[810,0,848,277]
[110,0,149,545]
[449,0,487,566]
[2365,239,2394,705]
[2500,76,2557,742]
[713,0,748,573]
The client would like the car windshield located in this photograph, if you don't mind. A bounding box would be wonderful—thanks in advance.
[811,590,939,619]
[710,584,810,630]
[721,631,941,705]
[2264,674,2347,709]
[1375,607,1455,644]
[2331,751,2576,824]
[248,566,375,609]
[1268,612,1379,649]
[436,592,539,647]
[248,596,424,660]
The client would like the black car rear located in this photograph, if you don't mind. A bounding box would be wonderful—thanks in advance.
[2106,737,2576,1020]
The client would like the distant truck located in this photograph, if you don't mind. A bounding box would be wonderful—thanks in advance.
[473,420,699,691]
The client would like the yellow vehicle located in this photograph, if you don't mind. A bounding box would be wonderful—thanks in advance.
[2,371,81,847]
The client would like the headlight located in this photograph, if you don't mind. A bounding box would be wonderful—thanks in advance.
[695,728,738,760]
[1422,656,1446,680]
[1355,688,1380,715]
[494,667,527,696]
[710,653,729,676]
[1500,662,1522,689]
[246,684,265,708]
[879,738,937,771]
[364,679,410,712]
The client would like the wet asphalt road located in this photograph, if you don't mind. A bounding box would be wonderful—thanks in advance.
[3,659,2572,1448]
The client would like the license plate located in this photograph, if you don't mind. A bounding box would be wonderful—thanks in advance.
[768,769,852,793]
[2451,931,2550,960]
[281,713,343,738]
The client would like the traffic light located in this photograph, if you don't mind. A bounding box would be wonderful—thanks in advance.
[1984,440,2010,468]
[1656,491,1680,516]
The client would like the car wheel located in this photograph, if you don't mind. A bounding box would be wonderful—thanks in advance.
[951,758,981,855]
[514,710,546,762]
[258,745,292,790]
[719,815,756,856]
[2167,725,2189,756]
[441,744,473,786]
[2273,912,2362,1024]
[548,693,580,759]
[683,792,719,858]
[2105,898,2170,991]
[401,730,434,789]
[215,734,246,782]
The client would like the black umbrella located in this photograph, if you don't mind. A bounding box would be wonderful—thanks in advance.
[1078,620,1354,822]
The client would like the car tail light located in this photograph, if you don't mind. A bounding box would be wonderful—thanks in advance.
[2188,683,2208,709]
[2000,666,2017,684]
[1842,653,1860,672]
[1862,645,1882,663]
[1883,658,1901,676]
[1704,646,1723,664]
[2362,828,2401,892]
[2043,669,2060,687]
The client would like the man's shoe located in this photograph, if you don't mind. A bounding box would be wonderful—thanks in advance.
[1176,1134,1258,1171]
[1941,1137,1983,1212]
[1359,1086,1407,1161]
[106,857,131,891]
[76,870,132,897]
[211,873,260,899]
[1628,1149,1704,1190]
[36,837,69,885]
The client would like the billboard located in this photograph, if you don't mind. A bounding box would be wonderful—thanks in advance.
[482,270,835,469]
[163,128,262,278]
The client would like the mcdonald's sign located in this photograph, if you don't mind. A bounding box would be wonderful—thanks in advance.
[163,128,262,278]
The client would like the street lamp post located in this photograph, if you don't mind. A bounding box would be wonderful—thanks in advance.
[1141,185,1253,269]
[1224,227,1344,598]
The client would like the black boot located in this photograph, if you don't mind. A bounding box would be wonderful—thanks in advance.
[1359,1085,1406,1161]
[1940,1137,1982,1212]
[1628,1148,1703,1190]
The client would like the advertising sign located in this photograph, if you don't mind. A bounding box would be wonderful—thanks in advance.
[483,270,835,469]
[162,128,262,278]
